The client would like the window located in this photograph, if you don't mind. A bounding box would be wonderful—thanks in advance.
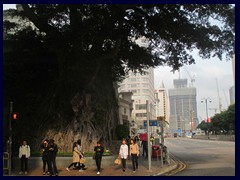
[131,78,136,82]
[124,108,127,114]
[135,104,147,110]
[136,113,147,117]
[142,89,148,93]
[142,84,148,87]
[131,90,137,93]
[131,84,137,88]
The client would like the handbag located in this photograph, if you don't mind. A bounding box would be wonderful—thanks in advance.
[80,158,86,164]
[114,158,121,165]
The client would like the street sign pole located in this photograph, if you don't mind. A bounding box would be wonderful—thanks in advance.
[9,101,13,176]
[146,100,151,171]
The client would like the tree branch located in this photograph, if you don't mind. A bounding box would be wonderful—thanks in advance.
[20,4,60,36]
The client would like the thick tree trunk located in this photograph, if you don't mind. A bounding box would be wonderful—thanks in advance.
[42,79,119,153]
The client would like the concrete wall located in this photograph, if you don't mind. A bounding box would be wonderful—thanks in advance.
[192,135,235,141]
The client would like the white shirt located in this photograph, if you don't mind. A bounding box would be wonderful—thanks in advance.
[119,144,128,159]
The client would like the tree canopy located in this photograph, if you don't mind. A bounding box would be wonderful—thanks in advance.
[3,4,235,151]
[197,104,235,135]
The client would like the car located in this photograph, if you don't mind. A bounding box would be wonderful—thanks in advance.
[173,133,178,138]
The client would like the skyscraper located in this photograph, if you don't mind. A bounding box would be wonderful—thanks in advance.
[118,37,156,129]
[118,68,156,129]
[168,78,198,134]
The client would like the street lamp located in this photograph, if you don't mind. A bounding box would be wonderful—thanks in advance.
[201,98,212,137]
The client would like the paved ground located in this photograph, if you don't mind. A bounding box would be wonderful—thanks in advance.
[165,138,235,176]
[9,155,176,176]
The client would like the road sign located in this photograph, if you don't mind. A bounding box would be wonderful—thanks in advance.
[144,120,158,127]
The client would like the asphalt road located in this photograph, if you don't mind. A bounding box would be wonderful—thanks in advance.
[164,138,235,176]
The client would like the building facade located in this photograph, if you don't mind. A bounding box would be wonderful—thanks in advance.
[119,68,156,129]
[155,82,170,135]
[118,37,156,130]
[168,79,198,134]
[118,92,134,126]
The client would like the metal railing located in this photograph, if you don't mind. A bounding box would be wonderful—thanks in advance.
[3,152,9,173]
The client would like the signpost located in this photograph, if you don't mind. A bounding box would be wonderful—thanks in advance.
[143,120,158,127]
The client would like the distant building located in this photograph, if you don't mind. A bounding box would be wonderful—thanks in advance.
[168,78,198,133]
[155,82,170,133]
[119,68,156,129]
[229,54,235,105]
[118,92,134,126]
[229,86,235,105]
[118,37,156,130]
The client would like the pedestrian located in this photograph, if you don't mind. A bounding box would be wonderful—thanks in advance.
[48,139,58,176]
[40,139,50,175]
[94,141,104,175]
[141,140,148,157]
[130,139,139,173]
[119,139,128,172]
[76,139,87,171]
[18,140,31,175]
[66,142,84,172]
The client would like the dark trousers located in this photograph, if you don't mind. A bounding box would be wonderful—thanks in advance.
[43,159,50,172]
[68,162,77,169]
[49,157,58,175]
[95,157,102,172]
[20,155,28,172]
[143,146,148,157]
[131,154,138,171]
[121,158,127,169]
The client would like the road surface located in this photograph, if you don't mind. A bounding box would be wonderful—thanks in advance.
[164,138,235,176]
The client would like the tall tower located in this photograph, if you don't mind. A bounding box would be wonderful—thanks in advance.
[119,68,155,129]
[229,54,235,105]
[168,79,198,133]
[118,37,156,129]
[155,81,169,124]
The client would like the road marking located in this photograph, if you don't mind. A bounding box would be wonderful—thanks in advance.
[164,153,187,176]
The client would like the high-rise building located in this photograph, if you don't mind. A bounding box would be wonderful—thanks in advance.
[118,37,156,129]
[229,54,235,105]
[119,68,156,129]
[168,79,198,133]
[155,82,170,134]
[155,82,169,123]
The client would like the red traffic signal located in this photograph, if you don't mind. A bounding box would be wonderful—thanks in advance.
[12,113,18,120]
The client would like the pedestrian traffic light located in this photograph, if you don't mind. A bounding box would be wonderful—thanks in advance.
[12,113,17,120]
[11,112,18,127]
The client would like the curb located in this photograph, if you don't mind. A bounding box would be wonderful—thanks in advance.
[151,158,178,176]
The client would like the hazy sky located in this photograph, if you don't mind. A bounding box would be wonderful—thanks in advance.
[4,4,234,121]
[154,53,234,121]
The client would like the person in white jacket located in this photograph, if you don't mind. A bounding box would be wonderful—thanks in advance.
[19,140,30,175]
[119,139,128,172]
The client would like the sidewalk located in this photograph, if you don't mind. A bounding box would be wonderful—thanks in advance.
[9,156,177,176]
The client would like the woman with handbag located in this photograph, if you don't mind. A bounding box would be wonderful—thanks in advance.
[94,141,104,175]
[66,142,83,172]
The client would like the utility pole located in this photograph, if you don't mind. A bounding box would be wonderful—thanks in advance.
[216,78,222,112]
[146,100,151,171]
[9,102,13,176]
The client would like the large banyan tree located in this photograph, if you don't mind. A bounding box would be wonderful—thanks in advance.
[3,4,234,152]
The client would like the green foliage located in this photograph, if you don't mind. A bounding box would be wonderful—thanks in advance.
[197,104,235,134]
[3,5,235,150]
[116,124,129,140]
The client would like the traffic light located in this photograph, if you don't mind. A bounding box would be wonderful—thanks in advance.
[11,112,18,127]
[12,113,17,120]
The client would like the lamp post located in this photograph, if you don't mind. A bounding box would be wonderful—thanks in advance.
[146,100,151,171]
[201,98,211,138]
